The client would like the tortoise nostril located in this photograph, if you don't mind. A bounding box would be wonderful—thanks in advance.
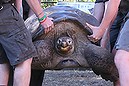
[62,42,67,47]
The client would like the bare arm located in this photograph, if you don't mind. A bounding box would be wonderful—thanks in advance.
[99,0,120,34]
[25,0,54,33]
[25,0,44,18]
[28,0,41,17]
[14,0,23,16]
[87,0,121,42]
[100,1,118,49]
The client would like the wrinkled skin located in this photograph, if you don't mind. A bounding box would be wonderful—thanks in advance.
[25,6,119,82]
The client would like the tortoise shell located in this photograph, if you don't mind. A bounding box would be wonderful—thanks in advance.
[25,6,118,82]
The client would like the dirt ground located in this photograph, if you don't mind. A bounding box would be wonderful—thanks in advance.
[42,69,113,86]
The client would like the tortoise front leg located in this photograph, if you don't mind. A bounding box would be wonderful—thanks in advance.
[84,44,119,82]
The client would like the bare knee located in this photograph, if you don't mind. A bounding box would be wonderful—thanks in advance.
[13,58,32,86]
[15,58,32,68]
[0,63,10,85]
[114,50,129,67]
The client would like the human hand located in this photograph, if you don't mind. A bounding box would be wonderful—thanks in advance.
[86,23,104,43]
[40,17,54,34]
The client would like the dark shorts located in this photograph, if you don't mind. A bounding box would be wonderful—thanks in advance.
[110,11,126,50]
[95,0,109,3]
[115,12,129,52]
[0,4,37,66]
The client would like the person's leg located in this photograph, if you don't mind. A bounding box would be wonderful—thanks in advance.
[110,12,127,86]
[0,44,10,85]
[114,50,129,86]
[0,63,10,85]
[13,58,32,86]
[114,16,129,86]
[0,3,36,86]
[7,5,36,86]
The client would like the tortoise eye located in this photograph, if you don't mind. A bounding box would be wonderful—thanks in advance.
[67,39,72,45]
[57,39,62,44]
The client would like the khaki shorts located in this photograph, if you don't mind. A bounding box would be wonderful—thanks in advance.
[115,12,129,52]
[0,4,37,66]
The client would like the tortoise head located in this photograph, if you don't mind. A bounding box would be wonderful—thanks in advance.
[55,33,75,56]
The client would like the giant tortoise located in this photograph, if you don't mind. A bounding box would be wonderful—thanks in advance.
[25,6,119,82]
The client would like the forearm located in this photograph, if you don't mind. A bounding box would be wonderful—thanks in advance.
[25,0,44,18]
[25,0,54,33]
[99,0,121,33]
[14,0,23,16]
[28,0,41,17]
